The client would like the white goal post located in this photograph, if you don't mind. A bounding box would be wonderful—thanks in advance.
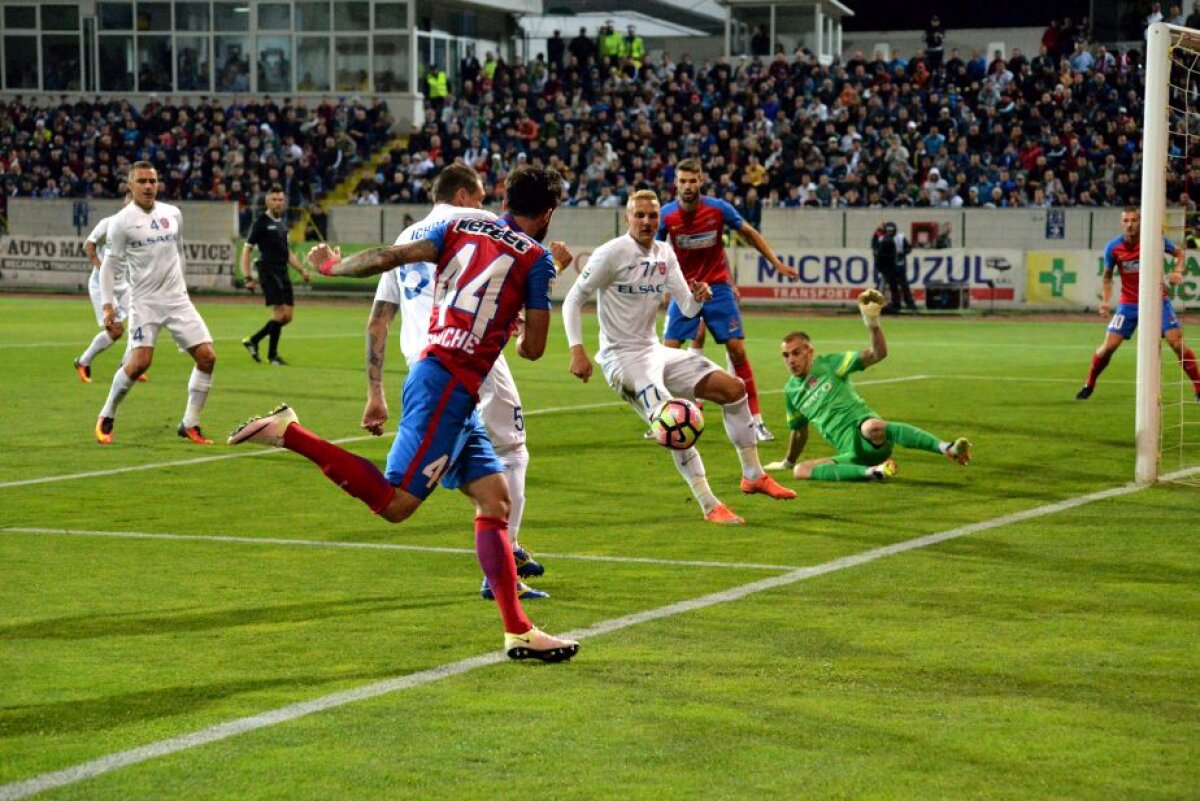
[1136,22,1173,483]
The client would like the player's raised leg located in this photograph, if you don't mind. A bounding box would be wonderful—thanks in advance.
[95,341,153,445]
[692,367,795,500]
[724,337,773,442]
[76,324,122,383]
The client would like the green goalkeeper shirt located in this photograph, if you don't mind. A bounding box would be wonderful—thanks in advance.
[784,351,878,451]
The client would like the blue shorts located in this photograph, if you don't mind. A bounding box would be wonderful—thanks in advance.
[385,356,503,501]
[663,282,745,344]
[1107,301,1181,340]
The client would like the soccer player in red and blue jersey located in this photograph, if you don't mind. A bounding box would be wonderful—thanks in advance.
[658,159,799,441]
[1076,205,1200,402]
[228,167,580,663]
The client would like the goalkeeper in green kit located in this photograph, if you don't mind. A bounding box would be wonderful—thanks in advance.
[765,289,972,481]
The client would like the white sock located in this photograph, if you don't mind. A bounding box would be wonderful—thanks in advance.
[688,346,705,359]
[100,368,135,418]
[671,446,720,514]
[183,367,213,427]
[80,331,114,365]
[720,395,765,478]
[498,445,529,543]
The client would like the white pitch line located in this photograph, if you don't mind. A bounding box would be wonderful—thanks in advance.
[0,332,367,350]
[0,528,801,573]
[3,465,1197,801]
[0,375,928,490]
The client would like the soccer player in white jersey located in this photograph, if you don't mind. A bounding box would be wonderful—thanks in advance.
[365,164,559,599]
[563,190,796,525]
[74,193,135,383]
[94,161,217,446]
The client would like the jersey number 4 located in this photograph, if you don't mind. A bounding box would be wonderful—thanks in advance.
[434,243,516,338]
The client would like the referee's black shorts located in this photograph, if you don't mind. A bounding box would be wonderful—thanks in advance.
[259,267,294,307]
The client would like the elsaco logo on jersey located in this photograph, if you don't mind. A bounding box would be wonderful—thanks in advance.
[130,217,176,249]
[617,259,667,294]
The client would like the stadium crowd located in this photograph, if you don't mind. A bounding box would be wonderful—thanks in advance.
[0,94,394,231]
[391,15,1162,214]
[0,15,1184,223]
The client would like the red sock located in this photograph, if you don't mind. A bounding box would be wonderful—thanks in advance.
[733,358,761,416]
[282,424,396,514]
[1180,348,1200,392]
[475,516,531,634]
[1085,351,1112,390]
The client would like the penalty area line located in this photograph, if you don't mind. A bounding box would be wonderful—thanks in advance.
[3,463,1196,801]
[0,375,929,490]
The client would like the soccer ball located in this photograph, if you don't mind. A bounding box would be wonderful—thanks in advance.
[649,398,704,450]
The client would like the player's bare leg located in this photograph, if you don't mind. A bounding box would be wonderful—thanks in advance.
[1165,328,1200,400]
[95,345,153,444]
[693,370,795,500]
[1078,331,1123,400]
[464,473,578,662]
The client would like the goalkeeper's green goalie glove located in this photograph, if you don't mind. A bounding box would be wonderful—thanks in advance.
[858,288,885,327]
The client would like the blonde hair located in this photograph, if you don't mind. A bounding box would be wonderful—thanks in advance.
[626,189,660,209]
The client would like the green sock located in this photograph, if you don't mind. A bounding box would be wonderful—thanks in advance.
[884,422,943,455]
[810,463,871,481]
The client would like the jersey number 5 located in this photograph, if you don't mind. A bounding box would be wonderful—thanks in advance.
[434,243,516,338]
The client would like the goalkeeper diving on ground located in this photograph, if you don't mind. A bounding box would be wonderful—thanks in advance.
[765,289,972,481]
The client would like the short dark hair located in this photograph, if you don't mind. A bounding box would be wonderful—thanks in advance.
[131,160,156,173]
[431,164,482,203]
[504,166,562,216]
[1123,204,1140,215]
[267,183,284,194]
[676,157,704,175]
[782,331,812,346]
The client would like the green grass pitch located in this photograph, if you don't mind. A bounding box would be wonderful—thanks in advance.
[0,294,1197,800]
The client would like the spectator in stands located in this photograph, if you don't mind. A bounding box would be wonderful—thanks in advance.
[570,27,595,67]
[548,30,565,71]
[1070,41,1095,73]
[924,15,945,73]
[1146,2,1164,29]
[751,26,771,58]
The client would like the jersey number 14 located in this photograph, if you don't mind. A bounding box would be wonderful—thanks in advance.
[434,243,516,339]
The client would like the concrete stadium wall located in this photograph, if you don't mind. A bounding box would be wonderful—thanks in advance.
[9,198,238,241]
[321,205,1127,252]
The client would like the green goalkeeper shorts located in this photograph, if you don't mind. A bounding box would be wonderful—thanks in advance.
[829,423,894,467]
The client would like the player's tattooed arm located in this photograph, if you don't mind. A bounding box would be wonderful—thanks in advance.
[309,240,439,278]
[362,300,398,436]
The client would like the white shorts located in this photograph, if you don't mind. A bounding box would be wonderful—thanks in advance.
[127,296,213,351]
[599,345,722,422]
[477,353,526,453]
[87,270,131,326]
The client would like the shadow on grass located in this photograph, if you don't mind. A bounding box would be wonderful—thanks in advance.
[0,665,408,737]
[0,595,455,642]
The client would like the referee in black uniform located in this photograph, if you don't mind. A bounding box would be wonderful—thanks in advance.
[241,185,311,365]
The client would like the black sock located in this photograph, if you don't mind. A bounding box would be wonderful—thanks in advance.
[268,320,283,359]
[250,320,273,345]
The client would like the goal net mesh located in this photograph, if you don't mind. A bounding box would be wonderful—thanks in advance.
[1162,26,1200,483]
